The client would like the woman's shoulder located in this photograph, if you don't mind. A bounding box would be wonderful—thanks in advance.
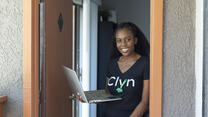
[139,56,149,66]
[142,56,149,61]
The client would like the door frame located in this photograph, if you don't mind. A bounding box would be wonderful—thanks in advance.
[23,0,39,117]
[23,0,163,117]
[149,0,163,117]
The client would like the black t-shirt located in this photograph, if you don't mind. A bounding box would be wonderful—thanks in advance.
[105,56,149,117]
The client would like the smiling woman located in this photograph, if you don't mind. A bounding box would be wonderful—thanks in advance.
[23,0,163,117]
[102,22,150,117]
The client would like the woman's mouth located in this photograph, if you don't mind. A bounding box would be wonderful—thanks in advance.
[121,48,128,53]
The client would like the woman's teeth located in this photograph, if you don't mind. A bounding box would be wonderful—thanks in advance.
[121,48,128,53]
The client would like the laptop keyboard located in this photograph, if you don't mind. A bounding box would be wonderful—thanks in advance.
[84,90,112,101]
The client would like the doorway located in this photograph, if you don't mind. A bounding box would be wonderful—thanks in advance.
[22,0,163,117]
[96,1,150,117]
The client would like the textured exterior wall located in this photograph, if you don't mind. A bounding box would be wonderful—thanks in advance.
[0,0,23,117]
[162,0,195,117]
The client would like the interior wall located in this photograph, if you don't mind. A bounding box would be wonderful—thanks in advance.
[0,0,23,117]
[162,0,195,117]
[101,0,150,40]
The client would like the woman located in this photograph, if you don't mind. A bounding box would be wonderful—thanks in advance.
[105,22,150,117]
[78,22,150,117]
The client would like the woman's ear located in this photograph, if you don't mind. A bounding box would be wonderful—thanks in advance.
[134,37,138,45]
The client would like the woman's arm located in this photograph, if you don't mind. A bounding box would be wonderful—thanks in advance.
[130,80,149,117]
[77,77,111,103]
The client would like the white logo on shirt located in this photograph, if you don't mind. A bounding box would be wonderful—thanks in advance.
[108,76,135,87]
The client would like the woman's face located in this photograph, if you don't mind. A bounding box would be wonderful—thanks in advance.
[115,28,138,57]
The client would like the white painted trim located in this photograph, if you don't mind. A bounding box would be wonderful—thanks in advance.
[89,2,98,117]
[79,1,99,117]
[195,0,204,117]
[89,0,98,92]
[78,7,83,117]
[81,0,91,117]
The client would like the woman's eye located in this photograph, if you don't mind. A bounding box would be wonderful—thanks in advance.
[126,38,131,42]
[116,40,121,43]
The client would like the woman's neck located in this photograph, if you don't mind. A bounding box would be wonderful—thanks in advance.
[120,52,140,62]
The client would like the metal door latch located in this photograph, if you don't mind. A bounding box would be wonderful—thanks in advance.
[69,94,76,100]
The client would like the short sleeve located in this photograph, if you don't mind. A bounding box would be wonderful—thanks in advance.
[143,59,150,80]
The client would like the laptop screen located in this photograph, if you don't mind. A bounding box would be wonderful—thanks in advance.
[62,66,88,102]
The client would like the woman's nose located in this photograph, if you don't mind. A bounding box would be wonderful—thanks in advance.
[121,40,127,46]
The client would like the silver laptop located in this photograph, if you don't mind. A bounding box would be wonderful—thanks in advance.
[62,66,122,103]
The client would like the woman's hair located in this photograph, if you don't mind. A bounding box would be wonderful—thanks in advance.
[110,22,150,59]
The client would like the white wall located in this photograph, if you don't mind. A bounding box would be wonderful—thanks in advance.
[102,0,150,40]
[0,0,23,116]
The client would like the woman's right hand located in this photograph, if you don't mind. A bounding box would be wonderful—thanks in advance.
[76,93,85,103]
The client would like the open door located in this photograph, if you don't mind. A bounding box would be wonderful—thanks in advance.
[41,0,73,117]
[23,0,163,116]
